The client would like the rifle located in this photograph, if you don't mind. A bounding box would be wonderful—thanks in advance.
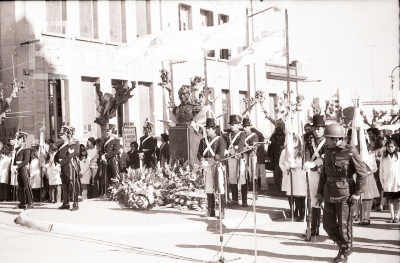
[301,121,312,241]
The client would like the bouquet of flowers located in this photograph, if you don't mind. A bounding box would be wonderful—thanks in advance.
[110,163,205,211]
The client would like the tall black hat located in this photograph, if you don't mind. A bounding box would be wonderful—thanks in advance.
[312,115,326,127]
[205,118,217,128]
[228,114,241,125]
[242,117,252,127]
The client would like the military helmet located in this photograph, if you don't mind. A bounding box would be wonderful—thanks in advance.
[324,123,344,138]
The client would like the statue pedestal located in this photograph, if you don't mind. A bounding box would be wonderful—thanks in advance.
[169,126,202,165]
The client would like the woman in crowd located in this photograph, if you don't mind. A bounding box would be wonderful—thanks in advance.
[0,142,11,201]
[87,137,99,198]
[280,133,307,221]
[79,147,91,200]
[127,141,140,170]
[358,139,380,225]
[380,139,400,223]
[268,125,285,189]
[29,147,41,202]
[158,133,170,169]
[374,134,390,211]
[45,143,61,203]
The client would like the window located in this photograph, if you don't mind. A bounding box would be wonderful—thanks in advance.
[218,14,230,60]
[46,0,67,34]
[221,90,230,130]
[239,91,248,116]
[109,0,127,43]
[179,4,192,31]
[200,9,214,57]
[79,0,98,39]
[136,0,152,37]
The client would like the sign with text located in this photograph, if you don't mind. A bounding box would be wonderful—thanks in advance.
[122,123,136,152]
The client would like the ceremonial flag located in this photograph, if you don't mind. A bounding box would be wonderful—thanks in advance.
[115,33,159,63]
[227,30,285,67]
[201,16,247,50]
[351,98,372,171]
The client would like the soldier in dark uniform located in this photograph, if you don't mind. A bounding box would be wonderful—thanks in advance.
[197,118,226,218]
[226,114,247,207]
[242,117,259,192]
[54,126,79,210]
[139,119,157,169]
[303,115,327,236]
[316,123,368,263]
[11,131,33,209]
[100,124,120,196]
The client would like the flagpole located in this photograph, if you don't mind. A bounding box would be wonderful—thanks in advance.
[285,9,294,222]
[204,51,209,106]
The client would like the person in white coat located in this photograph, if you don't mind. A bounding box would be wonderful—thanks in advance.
[45,143,62,203]
[380,139,400,223]
[0,143,11,201]
[79,149,91,200]
[29,148,42,202]
[280,133,307,221]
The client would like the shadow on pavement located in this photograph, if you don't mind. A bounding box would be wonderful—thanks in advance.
[176,244,331,262]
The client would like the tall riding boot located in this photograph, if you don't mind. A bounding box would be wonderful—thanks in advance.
[288,196,294,216]
[206,193,215,217]
[230,184,238,204]
[248,180,253,192]
[241,184,248,207]
[311,207,321,236]
[294,197,300,219]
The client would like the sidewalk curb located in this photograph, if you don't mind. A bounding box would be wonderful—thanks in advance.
[15,207,287,234]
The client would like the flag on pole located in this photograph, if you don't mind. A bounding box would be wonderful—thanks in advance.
[201,16,247,50]
[351,98,372,171]
[115,33,160,63]
[227,30,285,67]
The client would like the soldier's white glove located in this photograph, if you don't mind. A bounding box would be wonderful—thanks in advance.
[68,148,75,154]
[101,155,107,162]
[138,153,144,160]
[224,150,230,156]
[303,161,316,171]
[12,165,17,173]
[201,161,209,168]
[314,158,323,167]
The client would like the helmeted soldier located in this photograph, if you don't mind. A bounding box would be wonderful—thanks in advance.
[100,124,120,195]
[197,118,226,218]
[226,114,247,207]
[55,126,79,210]
[11,131,33,209]
[242,117,259,193]
[316,123,368,263]
[303,115,326,236]
[139,119,157,169]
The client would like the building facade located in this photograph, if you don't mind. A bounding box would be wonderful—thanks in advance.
[0,0,307,145]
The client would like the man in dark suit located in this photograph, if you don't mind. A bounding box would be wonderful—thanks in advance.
[100,124,120,196]
[11,131,32,209]
[54,126,79,210]
[139,119,157,169]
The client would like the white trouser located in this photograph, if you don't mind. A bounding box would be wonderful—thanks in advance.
[309,170,321,208]
[204,158,225,194]
[228,157,246,185]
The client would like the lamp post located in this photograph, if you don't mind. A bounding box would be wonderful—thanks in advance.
[390,65,399,109]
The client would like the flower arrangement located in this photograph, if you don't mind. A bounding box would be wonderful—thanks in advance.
[110,163,206,211]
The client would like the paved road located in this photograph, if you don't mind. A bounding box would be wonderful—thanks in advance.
[0,196,399,263]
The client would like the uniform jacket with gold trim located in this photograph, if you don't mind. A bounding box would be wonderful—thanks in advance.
[13,147,31,169]
[102,136,120,160]
[139,135,157,159]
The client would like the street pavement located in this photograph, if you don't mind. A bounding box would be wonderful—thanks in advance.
[0,190,399,263]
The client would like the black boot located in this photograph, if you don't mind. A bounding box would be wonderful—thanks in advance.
[206,194,215,217]
[311,207,321,236]
[333,248,349,263]
[230,184,238,205]
[217,194,226,219]
[241,184,248,207]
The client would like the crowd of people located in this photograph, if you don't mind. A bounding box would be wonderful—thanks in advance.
[0,121,170,210]
[0,112,398,263]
